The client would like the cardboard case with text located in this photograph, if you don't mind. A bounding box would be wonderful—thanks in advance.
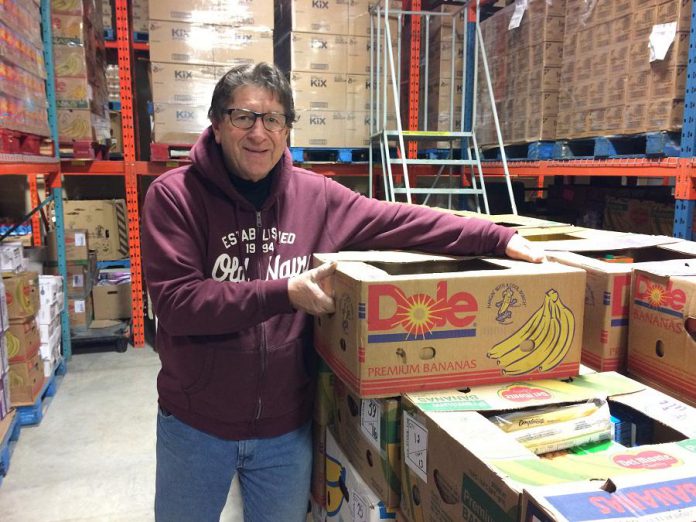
[313,251,586,398]
[400,372,696,522]
[627,258,696,407]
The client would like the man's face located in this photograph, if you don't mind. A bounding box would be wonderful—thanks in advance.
[212,85,289,182]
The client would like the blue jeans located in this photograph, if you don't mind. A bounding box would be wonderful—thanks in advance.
[155,407,312,522]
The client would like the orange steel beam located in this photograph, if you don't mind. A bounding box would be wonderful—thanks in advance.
[480,158,685,178]
[407,0,421,163]
[61,159,126,175]
[116,0,144,346]
[28,174,41,246]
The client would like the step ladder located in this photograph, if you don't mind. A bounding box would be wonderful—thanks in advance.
[368,0,517,214]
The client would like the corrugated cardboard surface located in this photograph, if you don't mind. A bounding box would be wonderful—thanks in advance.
[63,200,128,261]
[314,251,585,398]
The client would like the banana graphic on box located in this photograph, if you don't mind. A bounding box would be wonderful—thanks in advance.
[488,289,575,375]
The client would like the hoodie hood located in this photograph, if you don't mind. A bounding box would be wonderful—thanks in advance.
[188,125,293,209]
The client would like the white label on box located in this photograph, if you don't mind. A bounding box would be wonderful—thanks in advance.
[360,399,382,451]
[404,411,428,482]
[649,22,677,62]
[74,300,85,313]
[508,0,527,30]
[74,232,86,246]
[351,491,369,522]
[72,274,84,288]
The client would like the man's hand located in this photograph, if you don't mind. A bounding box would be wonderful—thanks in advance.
[504,234,546,263]
[288,261,337,315]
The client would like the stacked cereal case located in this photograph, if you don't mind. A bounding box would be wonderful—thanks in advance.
[149,0,274,145]
[275,0,397,148]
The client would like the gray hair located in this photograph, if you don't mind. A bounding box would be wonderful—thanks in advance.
[208,62,296,128]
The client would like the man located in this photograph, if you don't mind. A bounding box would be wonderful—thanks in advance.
[141,62,544,521]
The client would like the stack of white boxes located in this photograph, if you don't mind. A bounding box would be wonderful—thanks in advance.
[0,276,10,420]
[276,0,397,148]
[37,276,64,377]
[148,0,274,145]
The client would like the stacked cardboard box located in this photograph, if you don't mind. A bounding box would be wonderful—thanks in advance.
[3,271,43,405]
[628,257,696,407]
[149,0,274,145]
[400,372,696,521]
[276,0,397,148]
[61,199,129,261]
[52,0,111,146]
[477,0,565,146]
[309,250,586,520]
[0,0,50,138]
[37,275,64,377]
[46,229,94,331]
[0,277,9,419]
[557,0,691,138]
[422,5,465,138]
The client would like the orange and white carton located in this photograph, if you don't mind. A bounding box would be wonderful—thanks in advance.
[313,251,585,398]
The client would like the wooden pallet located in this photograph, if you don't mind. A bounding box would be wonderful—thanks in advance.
[0,410,20,483]
[290,147,369,163]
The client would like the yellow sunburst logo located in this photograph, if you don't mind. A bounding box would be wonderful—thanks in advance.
[392,293,448,338]
[646,284,666,307]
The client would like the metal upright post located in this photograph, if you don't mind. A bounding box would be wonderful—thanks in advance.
[115,0,145,346]
[41,0,72,360]
[674,0,696,239]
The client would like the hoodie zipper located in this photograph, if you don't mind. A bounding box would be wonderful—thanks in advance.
[255,210,266,421]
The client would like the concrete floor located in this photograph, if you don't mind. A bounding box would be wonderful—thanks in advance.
[0,345,244,522]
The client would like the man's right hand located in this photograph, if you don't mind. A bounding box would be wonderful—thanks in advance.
[288,262,337,315]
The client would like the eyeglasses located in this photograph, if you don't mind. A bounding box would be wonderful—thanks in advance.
[224,108,288,132]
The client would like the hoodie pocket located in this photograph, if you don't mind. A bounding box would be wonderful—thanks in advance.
[181,346,216,395]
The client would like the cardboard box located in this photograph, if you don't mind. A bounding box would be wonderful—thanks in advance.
[150,0,273,30]
[8,350,43,404]
[2,271,39,320]
[288,32,371,76]
[68,295,92,330]
[149,21,273,66]
[0,243,23,272]
[63,200,128,261]
[332,378,401,508]
[47,228,89,262]
[92,283,132,320]
[150,62,221,106]
[627,259,696,406]
[6,317,40,364]
[152,103,210,145]
[401,372,696,522]
[46,253,96,299]
[325,430,399,521]
[276,0,348,34]
[313,251,586,398]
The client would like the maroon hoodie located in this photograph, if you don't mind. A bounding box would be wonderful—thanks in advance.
[141,127,515,440]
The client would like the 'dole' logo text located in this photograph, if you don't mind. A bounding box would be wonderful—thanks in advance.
[368,281,477,338]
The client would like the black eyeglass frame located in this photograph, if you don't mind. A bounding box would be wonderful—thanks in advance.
[224,108,289,132]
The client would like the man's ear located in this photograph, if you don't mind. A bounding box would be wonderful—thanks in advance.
[211,120,222,144]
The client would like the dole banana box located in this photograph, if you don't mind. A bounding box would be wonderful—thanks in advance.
[332,378,401,508]
[400,372,696,522]
[2,271,39,320]
[325,429,399,521]
[7,317,40,364]
[313,251,585,399]
[627,258,696,407]
[546,236,695,373]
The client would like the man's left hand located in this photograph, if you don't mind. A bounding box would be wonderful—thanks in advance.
[504,234,546,263]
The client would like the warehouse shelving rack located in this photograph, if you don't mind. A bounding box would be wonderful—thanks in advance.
[1,0,72,359]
